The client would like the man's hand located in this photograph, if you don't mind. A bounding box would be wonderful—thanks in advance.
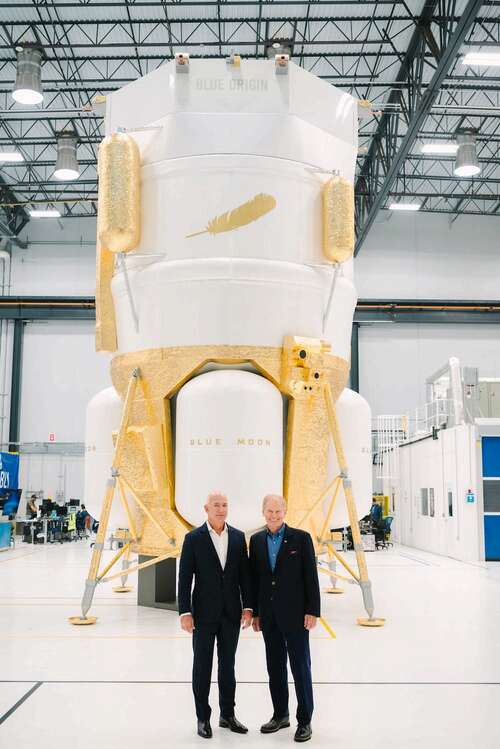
[304,614,317,630]
[241,610,252,629]
[252,616,261,632]
[180,614,195,634]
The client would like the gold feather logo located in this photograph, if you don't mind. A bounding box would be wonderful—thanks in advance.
[186,193,276,238]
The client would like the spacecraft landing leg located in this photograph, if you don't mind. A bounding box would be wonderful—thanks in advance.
[70,368,180,624]
[323,383,385,627]
[113,537,134,593]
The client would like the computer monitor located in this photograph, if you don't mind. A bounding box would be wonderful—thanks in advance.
[68,499,80,507]
[41,499,53,516]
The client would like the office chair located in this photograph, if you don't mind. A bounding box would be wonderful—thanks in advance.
[374,516,393,550]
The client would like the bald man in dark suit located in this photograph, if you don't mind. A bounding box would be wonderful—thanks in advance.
[178,492,253,739]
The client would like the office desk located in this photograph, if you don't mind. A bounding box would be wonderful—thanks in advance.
[19,516,51,544]
[21,515,79,544]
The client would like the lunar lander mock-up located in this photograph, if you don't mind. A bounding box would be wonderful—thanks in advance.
[72,53,384,630]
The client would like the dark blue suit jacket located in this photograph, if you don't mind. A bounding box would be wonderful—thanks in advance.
[178,523,252,625]
[249,525,321,633]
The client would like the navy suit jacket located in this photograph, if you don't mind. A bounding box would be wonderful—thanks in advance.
[178,523,252,625]
[249,525,321,633]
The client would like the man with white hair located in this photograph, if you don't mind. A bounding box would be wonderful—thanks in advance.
[178,492,253,739]
[249,495,320,743]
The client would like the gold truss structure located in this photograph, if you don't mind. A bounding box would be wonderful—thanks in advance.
[70,336,384,630]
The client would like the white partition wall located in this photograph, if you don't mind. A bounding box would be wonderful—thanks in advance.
[386,424,483,563]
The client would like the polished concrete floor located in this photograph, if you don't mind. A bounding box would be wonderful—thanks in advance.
[1,540,499,748]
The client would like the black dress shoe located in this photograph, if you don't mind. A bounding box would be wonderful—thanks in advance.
[197,720,212,739]
[294,724,312,742]
[260,716,290,734]
[219,716,248,734]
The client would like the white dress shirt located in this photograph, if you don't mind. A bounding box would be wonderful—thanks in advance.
[206,521,229,569]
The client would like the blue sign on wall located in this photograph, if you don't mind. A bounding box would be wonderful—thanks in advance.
[0,452,19,490]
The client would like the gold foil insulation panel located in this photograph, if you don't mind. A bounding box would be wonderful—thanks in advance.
[98,132,141,254]
[110,343,349,556]
[322,176,355,263]
[284,395,331,533]
[111,345,285,403]
[280,336,349,534]
[95,131,140,352]
[95,240,117,353]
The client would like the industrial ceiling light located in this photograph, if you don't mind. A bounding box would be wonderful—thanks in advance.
[421,142,458,155]
[454,129,481,178]
[0,150,24,162]
[265,38,293,59]
[28,208,61,218]
[53,132,80,181]
[388,202,421,211]
[12,45,44,105]
[462,49,500,67]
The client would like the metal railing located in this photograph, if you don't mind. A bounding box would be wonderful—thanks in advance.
[373,415,408,480]
[373,397,464,480]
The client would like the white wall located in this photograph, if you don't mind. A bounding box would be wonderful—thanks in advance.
[19,320,109,442]
[356,211,500,301]
[19,454,85,507]
[16,319,109,506]
[13,216,97,296]
[359,323,500,416]
[1,217,102,505]
[354,211,500,416]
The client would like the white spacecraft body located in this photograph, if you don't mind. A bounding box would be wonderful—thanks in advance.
[175,369,284,530]
[85,59,372,531]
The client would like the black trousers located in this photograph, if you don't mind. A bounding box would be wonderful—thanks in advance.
[262,614,314,726]
[192,615,240,721]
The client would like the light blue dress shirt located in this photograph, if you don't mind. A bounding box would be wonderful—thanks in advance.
[267,523,285,572]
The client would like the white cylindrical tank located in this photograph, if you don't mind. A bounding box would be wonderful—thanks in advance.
[84,387,128,529]
[322,274,357,361]
[175,370,283,531]
[138,155,325,264]
[325,388,372,529]
[112,258,327,352]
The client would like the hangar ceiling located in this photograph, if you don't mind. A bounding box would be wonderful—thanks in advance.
[0,0,499,251]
